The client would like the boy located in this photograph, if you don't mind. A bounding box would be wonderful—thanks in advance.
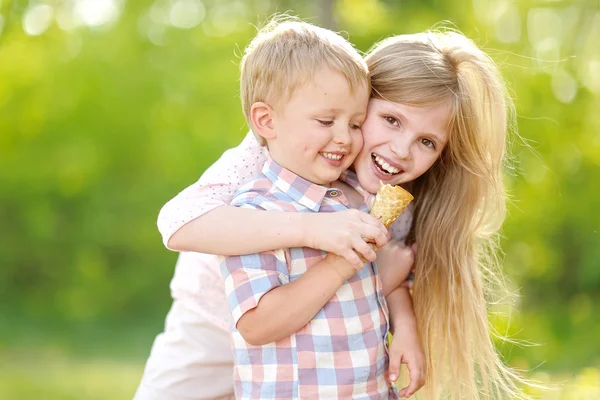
[219,19,394,398]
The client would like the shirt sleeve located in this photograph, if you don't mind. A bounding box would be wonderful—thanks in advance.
[389,203,414,243]
[219,203,290,325]
[157,131,268,248]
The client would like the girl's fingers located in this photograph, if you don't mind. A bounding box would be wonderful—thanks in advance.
[404,358,425,396]
[360,224,389,248]
[360,213,389,235]
[411,242,417,254]
[353,240,377,262]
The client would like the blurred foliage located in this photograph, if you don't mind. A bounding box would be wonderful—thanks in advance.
[1,0,599,398]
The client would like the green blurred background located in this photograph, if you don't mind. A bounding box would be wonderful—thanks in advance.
[1,0,599,398]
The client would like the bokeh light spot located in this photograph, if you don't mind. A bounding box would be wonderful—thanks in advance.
[74,0,120,28]
[22,4,54,36]
[169,0,205,29]
[552,69,578,104]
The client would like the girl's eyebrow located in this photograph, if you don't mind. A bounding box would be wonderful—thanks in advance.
[422,131,446,144]
[386,108,447,144]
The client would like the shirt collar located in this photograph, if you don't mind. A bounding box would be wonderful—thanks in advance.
[261,157,332,212]
[339,169,376,212]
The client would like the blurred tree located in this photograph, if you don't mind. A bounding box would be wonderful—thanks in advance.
[0,0,598,384]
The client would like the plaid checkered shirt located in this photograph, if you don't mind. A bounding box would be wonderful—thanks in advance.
[220,157,395,399]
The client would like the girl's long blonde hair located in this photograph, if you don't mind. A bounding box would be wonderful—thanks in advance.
[366,31,526,399]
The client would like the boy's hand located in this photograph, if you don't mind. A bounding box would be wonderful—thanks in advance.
[304,209,390,268]
[376,240,415,297]
[323,252,364,283]
[388,322,426,398]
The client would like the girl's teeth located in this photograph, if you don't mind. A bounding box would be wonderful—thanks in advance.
[373,154,400,174]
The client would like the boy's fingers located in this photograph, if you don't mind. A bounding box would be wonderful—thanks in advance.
[342,250,363,269]
[354,240,377,262]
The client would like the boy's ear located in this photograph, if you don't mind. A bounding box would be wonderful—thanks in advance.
[250,102,276,140]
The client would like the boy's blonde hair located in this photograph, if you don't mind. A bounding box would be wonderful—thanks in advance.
[240,16,370,145]
[366,31,531,399]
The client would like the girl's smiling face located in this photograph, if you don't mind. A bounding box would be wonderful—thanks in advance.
[353,98,452,194]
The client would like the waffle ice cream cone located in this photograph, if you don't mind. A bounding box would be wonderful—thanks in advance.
[369,182,414,228]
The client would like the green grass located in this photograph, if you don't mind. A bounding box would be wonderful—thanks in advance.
[1,338,598,399]
[0,349,143,399]
[0,319,156,400]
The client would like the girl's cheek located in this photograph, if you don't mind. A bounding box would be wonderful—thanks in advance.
[356,133,364,148]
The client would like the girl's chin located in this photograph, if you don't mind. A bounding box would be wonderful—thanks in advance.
[357,172,380,194]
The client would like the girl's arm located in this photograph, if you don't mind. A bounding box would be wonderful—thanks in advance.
[375,235,424,397]
[386,287,425,397]
[158,131,267,250]
[158,132,388,266]
[376,239,415,297]
[172,207,388,266]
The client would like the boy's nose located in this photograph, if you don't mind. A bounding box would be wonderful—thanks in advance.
[332,126,352,146]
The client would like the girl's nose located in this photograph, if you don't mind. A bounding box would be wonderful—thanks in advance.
[390,135,411,160]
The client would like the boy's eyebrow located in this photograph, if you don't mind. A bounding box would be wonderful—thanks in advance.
[316,107,367,116]
[317,107,344,113]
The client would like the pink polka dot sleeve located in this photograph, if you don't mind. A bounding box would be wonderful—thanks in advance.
[389,203,413,243]
[157,132,268,249]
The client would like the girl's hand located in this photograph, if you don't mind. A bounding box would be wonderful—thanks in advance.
[388,321,426,398]
[376,240,415,297]
[303,209,390,269]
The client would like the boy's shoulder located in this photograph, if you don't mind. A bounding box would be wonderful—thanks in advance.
[231,171,291,211]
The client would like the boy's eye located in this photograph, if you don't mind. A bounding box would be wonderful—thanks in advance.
[421,138,435,149]
[384,116,399,127]
[350,123,362,130]
[317,120,334,127]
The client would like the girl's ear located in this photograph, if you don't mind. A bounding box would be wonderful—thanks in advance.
[250,102,276,140]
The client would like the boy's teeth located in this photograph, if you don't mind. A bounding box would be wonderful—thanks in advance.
[373,154,400,174]
[322,152,342,161]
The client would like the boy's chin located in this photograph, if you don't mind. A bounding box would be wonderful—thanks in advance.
[314,171,343,186]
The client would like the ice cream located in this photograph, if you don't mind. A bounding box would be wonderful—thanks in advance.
[369,182,414,228]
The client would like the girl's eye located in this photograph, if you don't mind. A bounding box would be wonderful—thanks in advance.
[350,123,362,130]
[317,120,334,127]
[421,138,435,149]
[384,116,399,127]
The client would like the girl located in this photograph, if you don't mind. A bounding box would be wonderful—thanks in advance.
[143,30,524,399]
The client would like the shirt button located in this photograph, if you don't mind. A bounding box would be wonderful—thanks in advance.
[329,190,339,197]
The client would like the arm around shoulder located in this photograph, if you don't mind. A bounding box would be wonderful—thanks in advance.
[158,131,269,252]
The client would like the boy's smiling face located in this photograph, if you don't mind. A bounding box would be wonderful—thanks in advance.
[261,68,369,186]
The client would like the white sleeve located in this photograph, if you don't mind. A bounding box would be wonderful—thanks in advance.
[157,131,268,248]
